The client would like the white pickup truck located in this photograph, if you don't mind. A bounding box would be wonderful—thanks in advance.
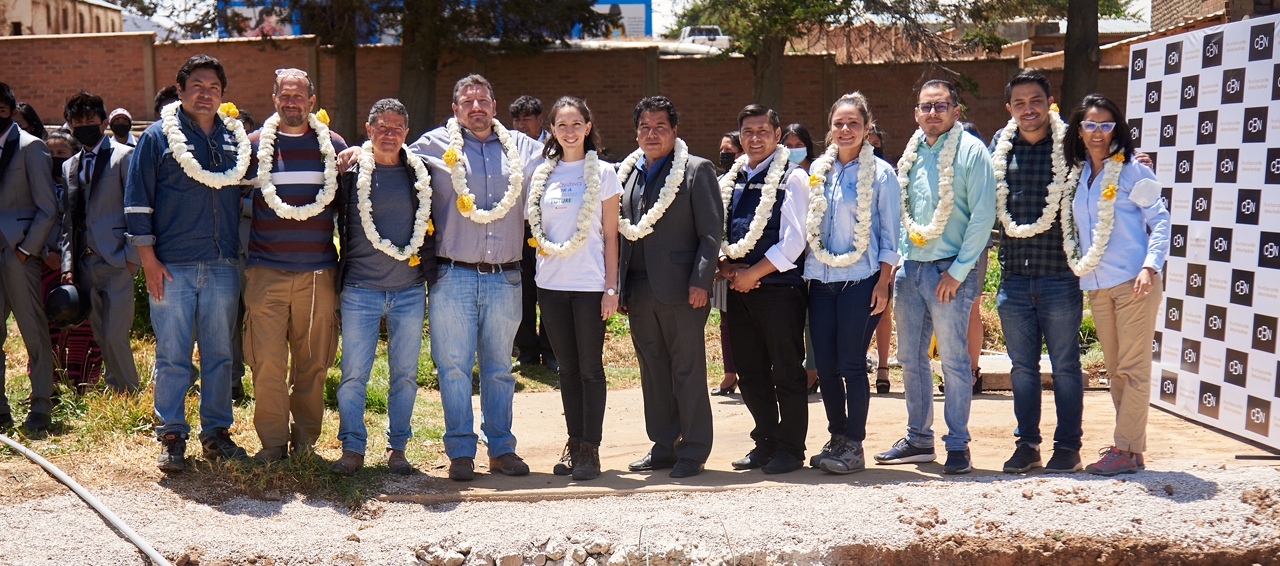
[678,25,731,49]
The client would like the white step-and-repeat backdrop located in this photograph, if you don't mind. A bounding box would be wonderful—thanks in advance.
[1127,12,1280,450]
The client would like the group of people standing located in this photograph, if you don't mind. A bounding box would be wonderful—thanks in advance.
[0,55,1167,482]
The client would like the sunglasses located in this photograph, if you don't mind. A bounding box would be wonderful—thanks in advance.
[914,102,953,114]
[1081,121,1116,133]
[275,68,308,78]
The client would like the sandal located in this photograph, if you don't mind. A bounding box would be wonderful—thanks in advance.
[875,367,890,394]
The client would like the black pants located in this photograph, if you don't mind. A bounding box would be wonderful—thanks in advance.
[626,277,715,463]
[726,283,809,459]
[538,288,607,445]
[516,230,554,362]
[809,276,883,442]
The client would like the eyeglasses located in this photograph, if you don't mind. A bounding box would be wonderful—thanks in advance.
[1081,121,1116,133]
[275,68,308,78]
[914,102,952,114]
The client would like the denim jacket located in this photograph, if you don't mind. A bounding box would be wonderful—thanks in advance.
[124,107,244,264]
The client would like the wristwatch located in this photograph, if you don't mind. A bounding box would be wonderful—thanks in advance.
[605,288,617,296]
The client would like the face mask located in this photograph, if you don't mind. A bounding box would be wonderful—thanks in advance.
[788,147,807,164]
[73,124,103,148]
[719,152,736,170]
[110,122,131,138]
[51,156,68,179]
[0,117,12,134]
[873,146,884,159]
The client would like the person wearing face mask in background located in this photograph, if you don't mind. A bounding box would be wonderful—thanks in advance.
[711,131,743,397]
[108,108,137,147]
[780,123,820,394]
[58,92,141,396]
[0,82,60,434]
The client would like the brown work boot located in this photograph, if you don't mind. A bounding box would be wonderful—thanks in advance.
[449,457,475,481]
[386,448,413,475]
[573,441,601,481]
[329,450,364,476]
[252,445,288,464]
[490,452,530,476]
[553,438,581,476]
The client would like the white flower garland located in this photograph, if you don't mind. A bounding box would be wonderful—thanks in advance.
[1061,155,1125,276]
[444,117,523,224]
[525,151,604,257]
[805,140,878,267]
[896,121,963,246]
[160,100,251,189]
[992,112,1070,238]
[355,141,434,262]
[615,138,690,241]
[720,145,791,259]
[255,112,339,221]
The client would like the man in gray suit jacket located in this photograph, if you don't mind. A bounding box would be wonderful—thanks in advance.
[0,82,59,433]
[618,96,723,478]
[60,92,140,395]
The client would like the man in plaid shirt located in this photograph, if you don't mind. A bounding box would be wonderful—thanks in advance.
[989,70,1085,475]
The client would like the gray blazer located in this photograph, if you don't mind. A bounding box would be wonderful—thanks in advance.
[61,139,139,271]
[0,125,59,258]
[618,153,723,306]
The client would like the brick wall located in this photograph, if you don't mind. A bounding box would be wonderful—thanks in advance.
[154,36,318,126]
[0,32,151,125]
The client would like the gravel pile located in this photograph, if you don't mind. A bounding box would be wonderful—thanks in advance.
[3,466,1279,565]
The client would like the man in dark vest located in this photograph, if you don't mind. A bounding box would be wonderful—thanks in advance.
[717,104,812,474]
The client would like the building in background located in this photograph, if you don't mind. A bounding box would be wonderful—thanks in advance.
[1151,0,1278,29]
[2,0,122,35]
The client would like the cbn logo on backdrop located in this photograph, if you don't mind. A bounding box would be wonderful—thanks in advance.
[1186,263,1207,298]
[1131,48,1148,80]
[1217,149,1239,183]
[1199,381,1220,419]
[1245,396,1271,437]
[1231,269,1255,307]
[1166,41,1185,75]
[1242,107,1269,144]
[1209,227,1233,263]
[1129,118,1143,145]
[1266,148,1280,185]
[1160,371,1178,405]
[1204,32,1225,68]
[1182,337,1202,374]
[1273,63,1280,100]
[1237,189,1261,225]
[1167,295,1182,330]
[1179,152,1199,184]
[1196,111,1217,145]
[1161,115,1179,147]
[1204,305,1228,342]
[1224,349,1249,388]
[1261,232,1280,269]
[1249,22,1275,62]
[1181,75,1200,109]
[1171,224,1189,257]
[1222,69,1246,105]
[1161,186,1173,210]
[1253,314,1278,354]
[1146,81,1163,113]
[1153,331,1163,363]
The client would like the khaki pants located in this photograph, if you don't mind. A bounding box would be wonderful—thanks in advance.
[1088,276,1162,453]
[243,266,339,451]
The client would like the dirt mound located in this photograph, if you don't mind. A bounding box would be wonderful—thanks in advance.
[828,534,1280,566]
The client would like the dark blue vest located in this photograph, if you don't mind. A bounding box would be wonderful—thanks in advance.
[727,160,804,286]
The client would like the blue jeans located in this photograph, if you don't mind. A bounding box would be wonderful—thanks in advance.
[895,258,981,452]
[997,271,1084,452]
[151,259,240,441]
[809,275,884,445]
[429,265,523,459]
[336,284,425,454]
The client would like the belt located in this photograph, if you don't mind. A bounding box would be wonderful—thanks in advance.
[441,258,520,274]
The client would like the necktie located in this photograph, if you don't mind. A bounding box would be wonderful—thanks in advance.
[81,150,95,187]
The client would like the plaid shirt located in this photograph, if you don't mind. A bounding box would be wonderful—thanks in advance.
[991,128,1072,276]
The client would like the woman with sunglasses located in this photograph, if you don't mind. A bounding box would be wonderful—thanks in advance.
[1061,94,1169,476]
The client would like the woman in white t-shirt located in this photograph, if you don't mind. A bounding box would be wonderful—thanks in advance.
[525,96,621,481]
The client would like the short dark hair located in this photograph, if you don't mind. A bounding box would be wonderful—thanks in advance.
[1005,69,1052,103]
[367,98,409,125]
[236,108,256,132]
[0,82,15,111]
[723,131,742,153]
[543,96,603,160]
[64,91,107,123]
[918,79,959,105]
[960,121,982,141]
[737,104,780,129]
[176,54,227,90]
[453,74,494,104]
[509,95,542,118]
[15,103,45,139]
[632,96,679,129]
[47,128,81,153]
[1065,93,1133,166]
[781,123,815,161]
[154,85,179,115]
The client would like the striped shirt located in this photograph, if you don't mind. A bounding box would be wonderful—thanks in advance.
[246,128,348,272]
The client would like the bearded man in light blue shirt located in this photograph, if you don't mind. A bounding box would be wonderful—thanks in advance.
[873,80,996,475]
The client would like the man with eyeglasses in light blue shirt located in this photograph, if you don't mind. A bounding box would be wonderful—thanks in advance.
[873,79,996,475]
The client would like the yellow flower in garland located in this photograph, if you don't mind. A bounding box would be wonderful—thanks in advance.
[537,248,549,257]
[909,232,927,246]
[808,174,822,186]
[527,237,539,249]
[218,102,240,118]
[443,148,460,168]
[426,219,435,236]
[408,254,421,267]
[456,194,475,213]
[1111,153,1125,163]
[1102,184,1117,200]
[315,108,330,126]
[1049,103,1059,113]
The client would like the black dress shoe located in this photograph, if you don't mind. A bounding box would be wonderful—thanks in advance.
[761,451,803,474]
[22,411,51,434]
[731,448,774,470]
[545,358,560,374]
[710,383,737,396]
[669,459,704,478]
[628,452,677,472]
[0,413,13,431]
